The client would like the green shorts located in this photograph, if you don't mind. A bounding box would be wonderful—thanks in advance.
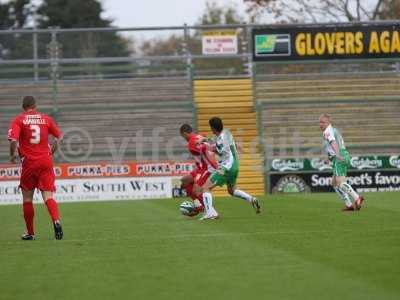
[332,150,351,177]
[210,161,239,187]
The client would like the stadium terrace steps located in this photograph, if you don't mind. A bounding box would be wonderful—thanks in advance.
[264,108,399,115]
[52,96,191,103]
[256,83,400,92]
[1,80,192,107]
[260,99,400,157]
[263,77,400,86]
[269,137,400,147]
[255,73,400,102]
[195,90,253,97]
[256,72,400,80]
[257,95,400,103]
[194,78,265,196]
[257,90,399,99]
[256,74,400,82]
[0,77,194,162]
[264,120,400,128]
[199,107,256,114]
[198,113,257,120]
[198,119,256,126]
[196,103,253,109]
[255,71,400,158]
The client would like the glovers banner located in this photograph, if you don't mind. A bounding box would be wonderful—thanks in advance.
[253,22,400,61]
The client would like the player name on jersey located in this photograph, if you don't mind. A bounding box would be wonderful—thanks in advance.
[22,117,47,125]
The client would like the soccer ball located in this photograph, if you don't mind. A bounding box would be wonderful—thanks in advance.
[179,201,197,217]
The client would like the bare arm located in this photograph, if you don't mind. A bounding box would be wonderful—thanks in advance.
[235,142,243,155]
[51,138,61,155]
[199,141,216,153]
[9,140,18,163]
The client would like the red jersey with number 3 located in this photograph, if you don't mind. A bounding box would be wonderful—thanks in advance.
[8,110,62,160]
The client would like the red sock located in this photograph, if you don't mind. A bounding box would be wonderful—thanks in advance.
[196,193,204,206]
[184,183,204,207]
[23,202,35,235]
[184,182,197,200]
[45,198,60,222]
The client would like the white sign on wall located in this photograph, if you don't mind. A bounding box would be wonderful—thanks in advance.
[0,177,173,205]
[202,30,238,55]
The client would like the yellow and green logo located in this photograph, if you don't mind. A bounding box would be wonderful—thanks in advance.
[255,35,277,53]
[254,33,290,57]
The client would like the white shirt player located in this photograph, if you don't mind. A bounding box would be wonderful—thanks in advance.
[214,129,238,170]
[322,124,346,157]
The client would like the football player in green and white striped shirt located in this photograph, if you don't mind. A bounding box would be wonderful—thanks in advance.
[319,114,364,211]
[197,117,261,220]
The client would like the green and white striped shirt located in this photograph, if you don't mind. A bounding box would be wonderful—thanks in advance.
[322,124,346,157]
[215,129,238,170]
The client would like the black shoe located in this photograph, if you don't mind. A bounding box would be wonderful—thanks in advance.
[21,233,35,240]
[251,198,261,214]
[53,221,63,240]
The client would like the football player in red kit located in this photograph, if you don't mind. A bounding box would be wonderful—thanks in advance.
[8,96,63,240]
[179,124,217,216]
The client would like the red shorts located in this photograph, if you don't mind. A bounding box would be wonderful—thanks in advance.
[191,169,211,187]
[20,157,56,192]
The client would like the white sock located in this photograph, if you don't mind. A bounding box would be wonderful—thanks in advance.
[210,206,218,216]
[334,186,352,207]
[203,192,213,214]
[233,189,253,203]
[340,182,360,201]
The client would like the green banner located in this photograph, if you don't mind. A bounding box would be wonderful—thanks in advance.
[270,155,400,172]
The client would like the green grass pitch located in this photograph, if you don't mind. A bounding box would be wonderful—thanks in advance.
[0,192,399,300]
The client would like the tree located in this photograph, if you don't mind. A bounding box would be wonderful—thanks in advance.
[194,1,247,75]
[0,0,32,62]
[38,0,109,29]
[0,0,30,30]
[243,0,399,23]
[13,0,30,28]
[199,0,244,25]
[37,0,131,59]
[139,1,247,75]
[378,0,400,19]
[139,35,186,57]
[141,0,245,57]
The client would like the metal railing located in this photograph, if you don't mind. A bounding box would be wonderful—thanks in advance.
[0,24,253,81]
[2,23,400,81]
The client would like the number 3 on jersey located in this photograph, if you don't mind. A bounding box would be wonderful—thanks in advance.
[30,125,41,144]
